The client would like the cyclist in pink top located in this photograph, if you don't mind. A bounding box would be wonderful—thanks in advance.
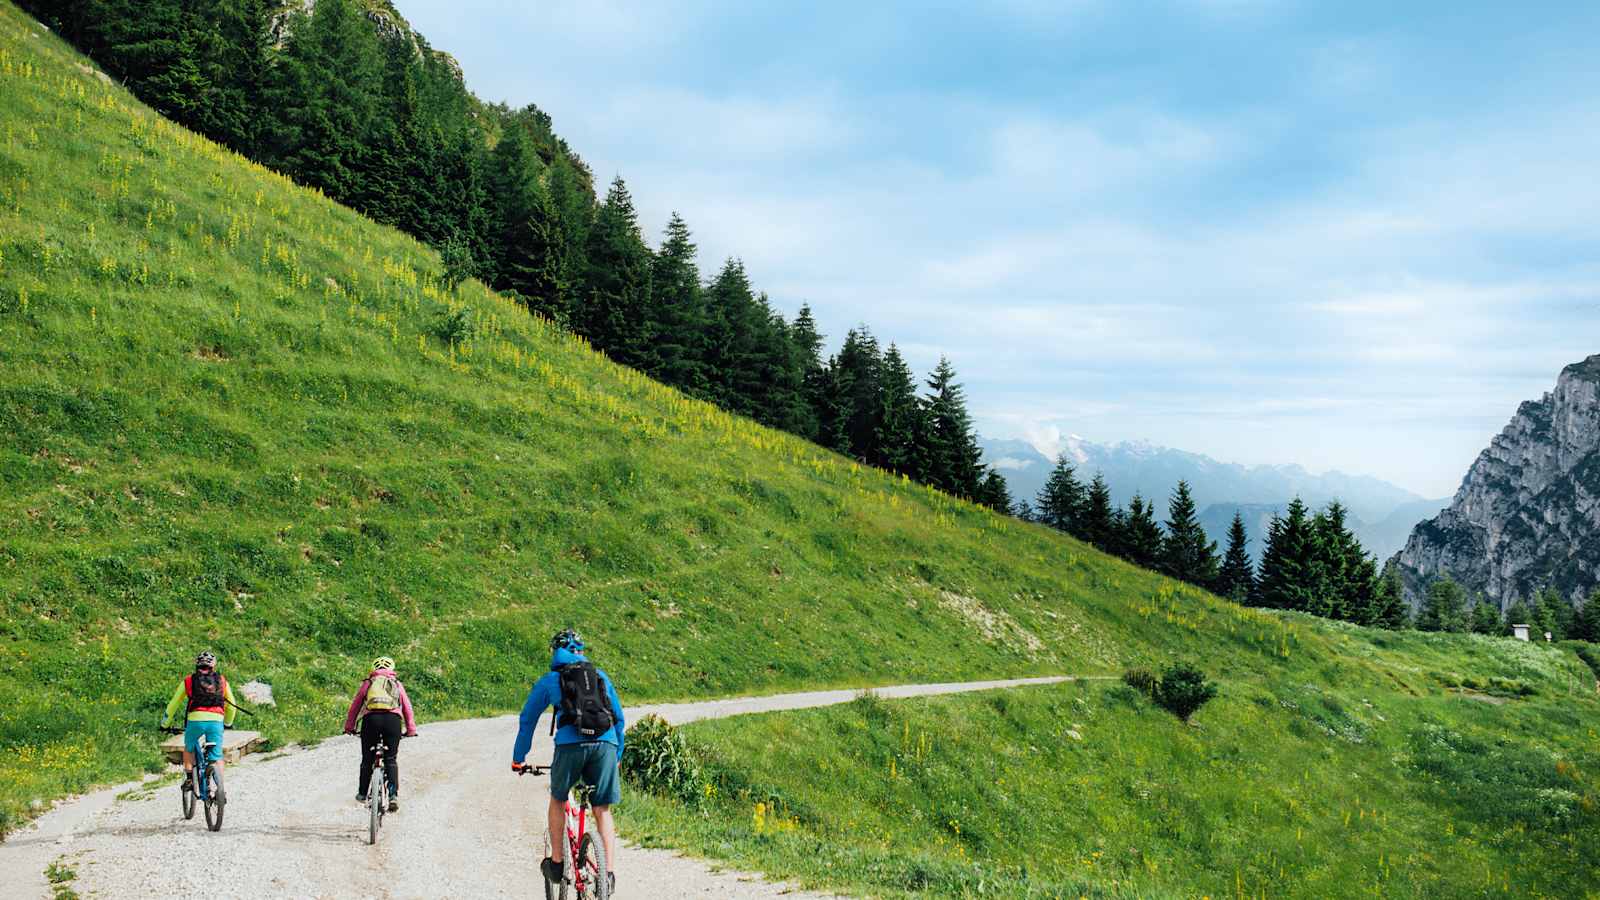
[343,656,418,811]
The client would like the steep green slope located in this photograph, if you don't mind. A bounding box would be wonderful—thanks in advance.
[0,11,1595,894]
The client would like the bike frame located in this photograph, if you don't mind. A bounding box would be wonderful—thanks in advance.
[524,765,594,895]
[559,789,590,894]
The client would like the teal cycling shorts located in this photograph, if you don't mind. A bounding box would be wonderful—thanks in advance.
[184,720,225,764]
[549,741,620,806]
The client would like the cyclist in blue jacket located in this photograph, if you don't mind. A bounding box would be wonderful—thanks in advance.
[513,629,624,894]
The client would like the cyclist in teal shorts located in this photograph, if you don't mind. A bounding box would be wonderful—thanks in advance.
[160,651,237,799]
[512,629,625,895]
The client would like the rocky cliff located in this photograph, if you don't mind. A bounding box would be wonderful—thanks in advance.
[1394,354,1600,607]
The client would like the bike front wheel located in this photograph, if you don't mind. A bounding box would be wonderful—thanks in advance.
[203,765,225,831]
[180,773,196,820]
[578,831,608,900]
[544,830,568,900]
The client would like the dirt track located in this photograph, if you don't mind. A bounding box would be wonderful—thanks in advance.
[0,676,1079,898]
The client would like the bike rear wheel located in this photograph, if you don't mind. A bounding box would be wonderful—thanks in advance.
[203,765,225,831]
[368,770,383,845]
[578,831,608,900]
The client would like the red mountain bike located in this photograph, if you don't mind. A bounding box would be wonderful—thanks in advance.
[518,763,610,900]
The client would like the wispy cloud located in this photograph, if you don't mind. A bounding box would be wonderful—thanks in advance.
[395,0,1600,496]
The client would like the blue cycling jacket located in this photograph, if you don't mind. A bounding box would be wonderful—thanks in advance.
[512,647,625,765]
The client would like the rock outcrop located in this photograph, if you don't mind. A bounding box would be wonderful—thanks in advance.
[1394,354,1600,608]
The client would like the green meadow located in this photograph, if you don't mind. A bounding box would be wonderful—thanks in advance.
[0,5,1596,897]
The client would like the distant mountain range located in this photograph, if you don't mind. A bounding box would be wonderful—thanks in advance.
[980,436,1448,561]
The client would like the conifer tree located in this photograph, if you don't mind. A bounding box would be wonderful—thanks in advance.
[578,176,653,368]
[1255,499,1314,610]
[1159,480,1219,587]
[1571,589,1600,643]
[1369,565,1410,630]
[1308,503,1353,620]
[920,357,984,499]
[1034,456,1086,534]
[1214,512,1254,603]
[1417,576,1467,632]
[649,213,705,390]
[875,344,924,478]
[1502,597,1535,636]
[788,305,828,444]
[977,468,1014,514]
[1081,473,1116,553]
[823,329,885,462]
[261,0,385,203]
[1469,598,1503,635]
[1121,494,1164,570]
[1534,586,1574,641]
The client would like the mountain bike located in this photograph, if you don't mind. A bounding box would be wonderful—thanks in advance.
[518,763,610,900]
[367,735,391,845]
[162,726,227,831]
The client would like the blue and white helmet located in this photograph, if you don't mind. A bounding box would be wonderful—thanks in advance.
[549,628,584,653]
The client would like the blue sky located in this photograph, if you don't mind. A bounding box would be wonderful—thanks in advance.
[395,0,1599,496]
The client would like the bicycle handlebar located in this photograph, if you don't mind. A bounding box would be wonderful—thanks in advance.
[514,763,551,776]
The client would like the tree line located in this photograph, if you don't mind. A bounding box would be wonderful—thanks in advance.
[1414,577,1600,642]
[1026,458,1408,627]
[26,0,1010,508]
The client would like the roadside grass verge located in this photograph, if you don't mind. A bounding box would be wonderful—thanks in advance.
[622,678,1600,898]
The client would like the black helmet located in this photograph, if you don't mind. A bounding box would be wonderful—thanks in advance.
[195,651,217,668]
[550,628,584,653]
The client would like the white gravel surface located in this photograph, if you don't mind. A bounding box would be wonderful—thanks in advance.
[0,675,1077,899]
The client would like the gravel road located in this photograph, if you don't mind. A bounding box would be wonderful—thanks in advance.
[0,675,1077,899]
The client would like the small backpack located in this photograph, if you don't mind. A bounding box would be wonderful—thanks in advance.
[556,662,615,738]
[188,670,225,711]
[364,674,400,712]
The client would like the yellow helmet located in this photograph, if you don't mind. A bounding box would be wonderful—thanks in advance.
[372,656,395,671]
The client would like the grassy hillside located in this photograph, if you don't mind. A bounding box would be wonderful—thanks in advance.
[0,8,1595,896]
[626,641,1600,898]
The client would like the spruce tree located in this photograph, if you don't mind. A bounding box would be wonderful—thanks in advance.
[1469,598,1503,635]
[1214,512,1254,603]
[1571,589,1600,643]
[1121,494,1164,570]
[260,0,385,203]
[978,468,1014,514]
[1159,480,1219,587]
[1034,456,1086,534]
[789,305,828,444]
[1417,576,1467,632]
[1082,473,1116,553]
[1502,597,1535,636]
[875,344,925,478]
[649,213,705,391]
[1308,503,1354,620]
[1372,565,1410,630]
[1255,499,1314,611]
[578,177,653,368]
[1536,586,1576,640]
[920,357,984,500]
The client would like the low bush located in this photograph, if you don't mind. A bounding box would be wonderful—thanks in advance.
[621,714,703,804]
[1122,666,1157,697]
[1153,663,1218,723]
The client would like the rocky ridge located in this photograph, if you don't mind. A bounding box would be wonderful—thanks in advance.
[1394,354,1600,607]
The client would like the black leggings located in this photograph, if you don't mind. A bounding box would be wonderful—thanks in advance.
[358,711,402,798]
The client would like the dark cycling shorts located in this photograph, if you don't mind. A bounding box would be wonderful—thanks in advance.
[549,742,620,806]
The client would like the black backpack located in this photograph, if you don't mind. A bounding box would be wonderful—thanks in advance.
[189,669,224,711]
[555,662,615,738]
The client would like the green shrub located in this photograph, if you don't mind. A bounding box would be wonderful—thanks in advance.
[622,714,703,804]
[1122,666,1157,697]
[431,306,473,344]
[1154,663,1218,722]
